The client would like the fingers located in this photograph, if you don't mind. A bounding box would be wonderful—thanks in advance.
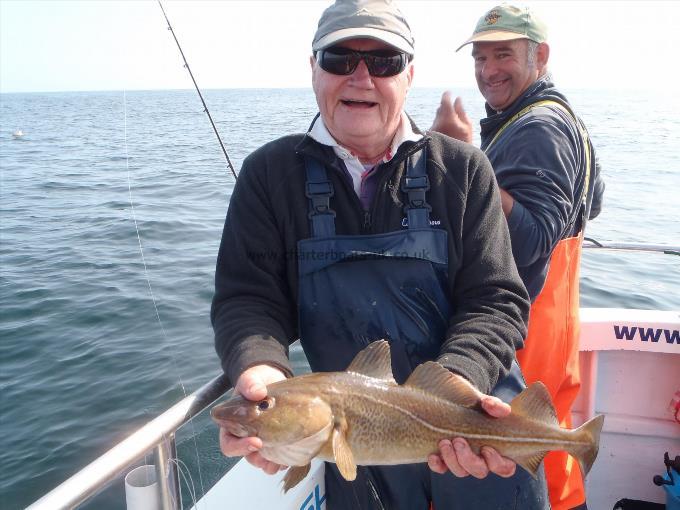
[434,440,466,477]
[234,365,287,401]
[235,374,267,401]
[430,439,517,479]
[219,428,287,475]
[427,453,448,474]
[440,90,455,110]
[481,446,516,478]
[479,395,512,418]
[432,91,455,129]
[453,96,470,122]
[431,91,473,142]
[219,426,262,457]
[245,452,287,475]
[427,385,516,479]
[446,438,489,478]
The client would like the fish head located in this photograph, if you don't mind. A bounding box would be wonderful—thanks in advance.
[211,379,334,445]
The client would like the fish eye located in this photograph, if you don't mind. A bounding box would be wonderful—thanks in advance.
[257,399,270,411]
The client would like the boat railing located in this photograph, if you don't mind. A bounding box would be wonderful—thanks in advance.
[582,238,680,256]
[26,373,231,510]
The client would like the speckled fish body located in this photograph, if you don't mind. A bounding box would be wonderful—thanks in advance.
[212,341,604,491]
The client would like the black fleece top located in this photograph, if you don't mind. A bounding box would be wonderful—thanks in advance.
[480,75,605,300]
[212,124,530,394]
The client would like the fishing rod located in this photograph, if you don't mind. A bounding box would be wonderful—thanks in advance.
[583,237,680,256]
[157,1,238,180]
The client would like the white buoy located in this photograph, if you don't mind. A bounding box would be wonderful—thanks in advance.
[125,464,160,510]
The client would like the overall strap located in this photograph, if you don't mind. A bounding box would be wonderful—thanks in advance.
[485,99,591,235]
[484,99,560,152]
[401,147,431,229]
[304,156,336,238]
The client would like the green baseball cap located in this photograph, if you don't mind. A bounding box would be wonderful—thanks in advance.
[312,0,415,55]
[456,4,547,51]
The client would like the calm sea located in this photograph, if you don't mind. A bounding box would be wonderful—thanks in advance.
[1,88,679,509]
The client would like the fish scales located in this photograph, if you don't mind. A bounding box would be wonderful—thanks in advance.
[212,340,604,492]
[298,372,586,465]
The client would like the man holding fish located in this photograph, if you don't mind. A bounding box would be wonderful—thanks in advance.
[212,0,554,508]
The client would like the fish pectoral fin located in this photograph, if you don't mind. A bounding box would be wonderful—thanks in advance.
[404,362,480,407]
[282,464,311,493]
[514,450,549,478]
[346,340,396,383]
[510,382,558,426]
[332,421,357,481]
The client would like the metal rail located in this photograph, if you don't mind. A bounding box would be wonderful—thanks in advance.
[26,373,230,510]
[583,238,680,256]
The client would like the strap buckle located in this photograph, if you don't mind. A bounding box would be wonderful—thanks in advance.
[305,181,336,218]
[402,175,431,210]
[305,181,334,198]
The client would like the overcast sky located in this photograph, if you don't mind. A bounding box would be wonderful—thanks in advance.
[1,1,679,93]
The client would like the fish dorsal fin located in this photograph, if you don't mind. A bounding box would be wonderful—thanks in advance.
[404,361,480,407]
[510,382,559,426]
[346,340,395,383]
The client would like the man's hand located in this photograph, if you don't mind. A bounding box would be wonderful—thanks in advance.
[218,364,287,474]
[430,91,474,144]
[499,188,515,218]
[427,378,517,479]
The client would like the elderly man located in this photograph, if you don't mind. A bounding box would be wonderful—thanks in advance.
[431,5,605,510]
[212,1,548,508]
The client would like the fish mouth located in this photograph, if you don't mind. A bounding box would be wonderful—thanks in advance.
[212,417,256,438]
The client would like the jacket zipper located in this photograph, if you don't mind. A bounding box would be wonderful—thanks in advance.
[362,210,372,232]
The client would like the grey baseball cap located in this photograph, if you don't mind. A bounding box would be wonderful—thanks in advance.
[312,0,415,55]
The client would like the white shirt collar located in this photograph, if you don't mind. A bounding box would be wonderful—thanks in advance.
[308,112,422,164]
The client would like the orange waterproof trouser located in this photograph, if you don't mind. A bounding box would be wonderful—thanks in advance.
[517,234,585,510]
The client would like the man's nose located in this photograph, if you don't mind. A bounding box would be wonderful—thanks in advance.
[350,58,373,86]
[479,59,498,80]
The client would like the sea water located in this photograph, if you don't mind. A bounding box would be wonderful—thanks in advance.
[1,88,678,509]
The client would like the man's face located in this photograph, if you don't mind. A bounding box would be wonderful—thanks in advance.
[472,39,540,112]
[311,38,413,155]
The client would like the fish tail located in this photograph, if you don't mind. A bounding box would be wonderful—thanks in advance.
[567,414,605,479]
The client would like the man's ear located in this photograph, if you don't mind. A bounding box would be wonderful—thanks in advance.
[536,42,550,72]
[406,61,415,89]
[309,54,316,71]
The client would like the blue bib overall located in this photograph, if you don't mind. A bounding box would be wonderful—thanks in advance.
[297,151,549,510]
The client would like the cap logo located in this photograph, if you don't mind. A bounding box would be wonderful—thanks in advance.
[485,10,501,25]
[355,7,372,16]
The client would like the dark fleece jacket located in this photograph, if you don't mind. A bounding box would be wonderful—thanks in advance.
[212,124,530,394]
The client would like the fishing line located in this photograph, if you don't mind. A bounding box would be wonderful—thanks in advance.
[169,457,199,510]
[157,0,238,180]
[123,89,206,507]
[123,89,172,367]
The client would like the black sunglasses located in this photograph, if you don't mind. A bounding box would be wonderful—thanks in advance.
[316,46,411,77]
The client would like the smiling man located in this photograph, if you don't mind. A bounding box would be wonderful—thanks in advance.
[431,5,605,510]
[212,1,548,508]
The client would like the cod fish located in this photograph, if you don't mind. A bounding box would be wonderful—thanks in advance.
[212,341,604,492]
